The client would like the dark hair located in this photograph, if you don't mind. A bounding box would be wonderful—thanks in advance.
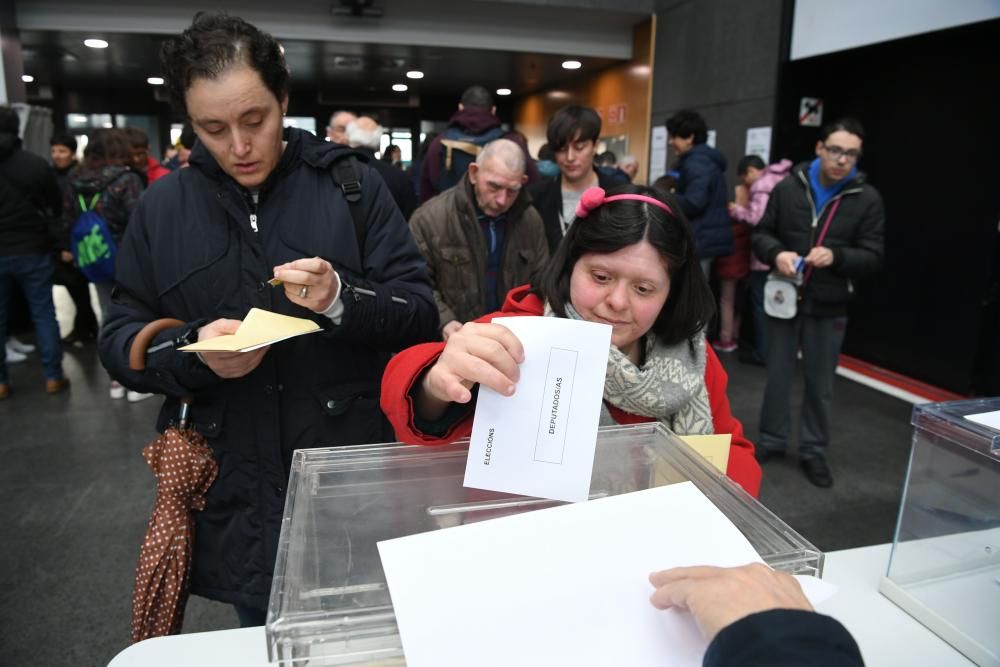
[665,110,708,144]
[547,105,601,152]
[123,127,150,148]
[651,173,677,194]
[178,123,197,149]
[537,184,715,346]
[81,129,131,171]
[820,117,865,142]
[460,85,494,110]
[160,12,288,118]
[382,144,401,162]
[737,154,766,175]
[537,143,554,161]
[0,106,19,135]
[597,150,617,166]
[50,133,78,152]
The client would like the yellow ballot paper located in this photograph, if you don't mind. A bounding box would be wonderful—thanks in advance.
[179,308,320,353]
[677,433,731,474]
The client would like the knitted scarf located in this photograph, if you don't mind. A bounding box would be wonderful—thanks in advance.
[553,303,715,435]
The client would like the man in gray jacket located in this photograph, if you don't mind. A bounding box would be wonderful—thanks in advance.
[410,138,549,339]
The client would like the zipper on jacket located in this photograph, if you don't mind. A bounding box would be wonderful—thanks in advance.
[343,282,407,305]
[249,213,258,233]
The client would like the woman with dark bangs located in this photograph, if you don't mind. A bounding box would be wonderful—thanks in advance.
[381,184,761,497]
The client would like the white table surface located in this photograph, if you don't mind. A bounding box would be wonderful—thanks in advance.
[108,543,974,667]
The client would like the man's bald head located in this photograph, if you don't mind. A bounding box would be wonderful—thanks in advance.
[327,110,357,144]
[468,138,528,217]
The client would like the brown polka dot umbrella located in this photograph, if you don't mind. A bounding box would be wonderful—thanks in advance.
[127,319,219,643]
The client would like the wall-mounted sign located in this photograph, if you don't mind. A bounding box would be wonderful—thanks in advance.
[607,104,627,124]
[745,126,772,163]
[799,98,823,127]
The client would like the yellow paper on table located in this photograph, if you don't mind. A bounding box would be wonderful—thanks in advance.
[678,433,731,474]
[179,308,320,352]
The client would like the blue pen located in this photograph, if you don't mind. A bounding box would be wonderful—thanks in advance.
[794,256,805,273]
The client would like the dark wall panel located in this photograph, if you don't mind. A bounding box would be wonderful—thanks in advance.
[772,19,1000,394]
[651,0,785,186]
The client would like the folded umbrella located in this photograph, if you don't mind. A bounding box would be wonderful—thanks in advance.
[127,318,218,643]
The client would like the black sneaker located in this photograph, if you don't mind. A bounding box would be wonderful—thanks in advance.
[62,330,97,346]
[800,457,833,487]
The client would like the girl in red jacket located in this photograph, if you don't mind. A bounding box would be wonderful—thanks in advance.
[381,184,762,497]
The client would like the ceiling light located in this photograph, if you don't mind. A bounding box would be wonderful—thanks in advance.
[561,60,582,70]
[392,83,408,92]
[406,70,424,79]
[21,75,34,83]
[147,77,164,85]
[496,88,511,96]
[84,38,109,49]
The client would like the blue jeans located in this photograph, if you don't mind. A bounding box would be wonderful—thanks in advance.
[0,254,64,383]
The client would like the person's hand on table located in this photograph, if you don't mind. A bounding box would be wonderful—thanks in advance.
[273,257,340,312]
[648,563,813,642]
[196,318,269,379]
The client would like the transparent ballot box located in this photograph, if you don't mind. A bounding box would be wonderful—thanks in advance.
[267,422,822,666]
[879,399,1000,667]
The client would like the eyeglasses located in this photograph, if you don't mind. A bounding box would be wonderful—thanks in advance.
[822,144,862,162]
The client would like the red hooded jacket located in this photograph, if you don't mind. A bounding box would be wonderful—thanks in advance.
[380,285,762,497]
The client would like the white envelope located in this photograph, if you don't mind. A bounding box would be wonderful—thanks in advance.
[464,316,612,503]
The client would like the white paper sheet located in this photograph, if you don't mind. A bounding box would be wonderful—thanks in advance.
[378,482,768,667]
[464,316,612,503]
[965,410,1000,431]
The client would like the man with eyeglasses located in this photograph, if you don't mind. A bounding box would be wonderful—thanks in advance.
[409,138,549,340]
[752,118,885,488]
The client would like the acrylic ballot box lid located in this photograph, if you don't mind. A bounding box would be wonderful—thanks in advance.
[266,422,821,666]
[879,398,1000,667]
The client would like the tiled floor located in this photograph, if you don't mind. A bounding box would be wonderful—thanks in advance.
[0,287,915,665]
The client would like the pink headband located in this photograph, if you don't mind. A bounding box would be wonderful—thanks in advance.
[575,186,674,219]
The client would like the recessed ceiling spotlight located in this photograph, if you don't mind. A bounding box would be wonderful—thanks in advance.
[84,38,109,49]
[496,88,511,96]
[561,60,582,70]
[392,83,408,92]
[147,77,164,85]
[21,75,34,83]
[406,70,424,79]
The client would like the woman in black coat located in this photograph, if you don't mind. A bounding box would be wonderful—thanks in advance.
[99,13,437,624]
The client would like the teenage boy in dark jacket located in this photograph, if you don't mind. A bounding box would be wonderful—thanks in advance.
[667,110,733,274]
[752,118,884,488]
[528,105,629,254]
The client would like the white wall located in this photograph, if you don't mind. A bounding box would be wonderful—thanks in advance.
[791,0,1000,60]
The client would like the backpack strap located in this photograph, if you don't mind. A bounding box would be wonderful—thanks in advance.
[329,154,367,259]
[440,139,484,170]
[77,193,100,213]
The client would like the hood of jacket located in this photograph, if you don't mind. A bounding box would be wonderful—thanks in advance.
[189,127,366,190]
[71,164,131,192]
[447,106,502,135]
[682,143,727,172]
